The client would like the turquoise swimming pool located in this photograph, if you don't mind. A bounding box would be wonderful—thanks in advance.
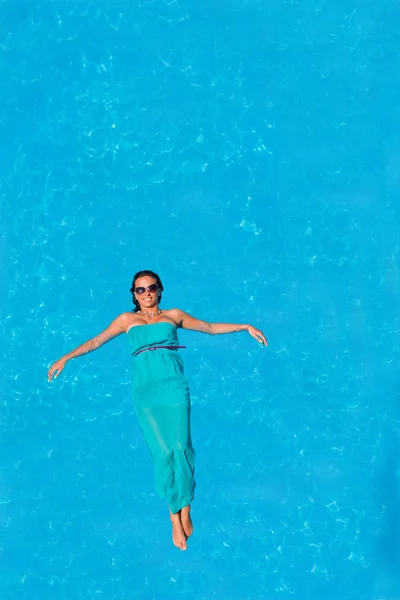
[1,1,399,598]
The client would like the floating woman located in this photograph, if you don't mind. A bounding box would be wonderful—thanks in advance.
[48,269,268,550]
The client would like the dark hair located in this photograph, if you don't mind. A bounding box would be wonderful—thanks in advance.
[130,270,164,313]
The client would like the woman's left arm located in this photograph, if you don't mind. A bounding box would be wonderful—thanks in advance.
[170,309,268,346]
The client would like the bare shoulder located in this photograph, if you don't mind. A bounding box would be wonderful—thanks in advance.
[120,311,140,331]
[166,308,185,327]
[118,312,134,322]
[111,312,133,330]
[95,312,134,342]
[167,308,209,332]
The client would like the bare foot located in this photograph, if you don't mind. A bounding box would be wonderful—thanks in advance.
[180,505,194,538]
[170,511,187,550]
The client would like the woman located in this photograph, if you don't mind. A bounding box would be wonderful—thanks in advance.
[48,270,268,550]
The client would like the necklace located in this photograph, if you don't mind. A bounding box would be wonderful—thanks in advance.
[138,309,162,319]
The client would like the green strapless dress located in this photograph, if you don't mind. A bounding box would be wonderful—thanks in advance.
[128,322,196,514]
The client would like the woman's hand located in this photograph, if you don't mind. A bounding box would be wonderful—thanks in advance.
[48,358,67,382]
[248,325,268,346]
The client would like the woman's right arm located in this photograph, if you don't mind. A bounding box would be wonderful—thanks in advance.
[47,312,131,381]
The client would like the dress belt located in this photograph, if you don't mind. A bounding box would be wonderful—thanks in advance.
[132,345,186,357]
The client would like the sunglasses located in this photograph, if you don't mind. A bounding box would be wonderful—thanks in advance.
[134,283,159,295]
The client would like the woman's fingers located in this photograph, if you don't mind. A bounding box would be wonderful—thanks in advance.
[250,328,268,346]
[48,361,65,381]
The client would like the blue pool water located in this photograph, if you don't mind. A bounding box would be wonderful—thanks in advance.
[1,1,399,598]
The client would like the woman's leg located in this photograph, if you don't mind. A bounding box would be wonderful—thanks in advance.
[180,504,194,538]
[169,509,187,550]
[137,403,196,513]
[136,403,196,548]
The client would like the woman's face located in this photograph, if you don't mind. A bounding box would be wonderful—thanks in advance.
[134,276,161,310]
